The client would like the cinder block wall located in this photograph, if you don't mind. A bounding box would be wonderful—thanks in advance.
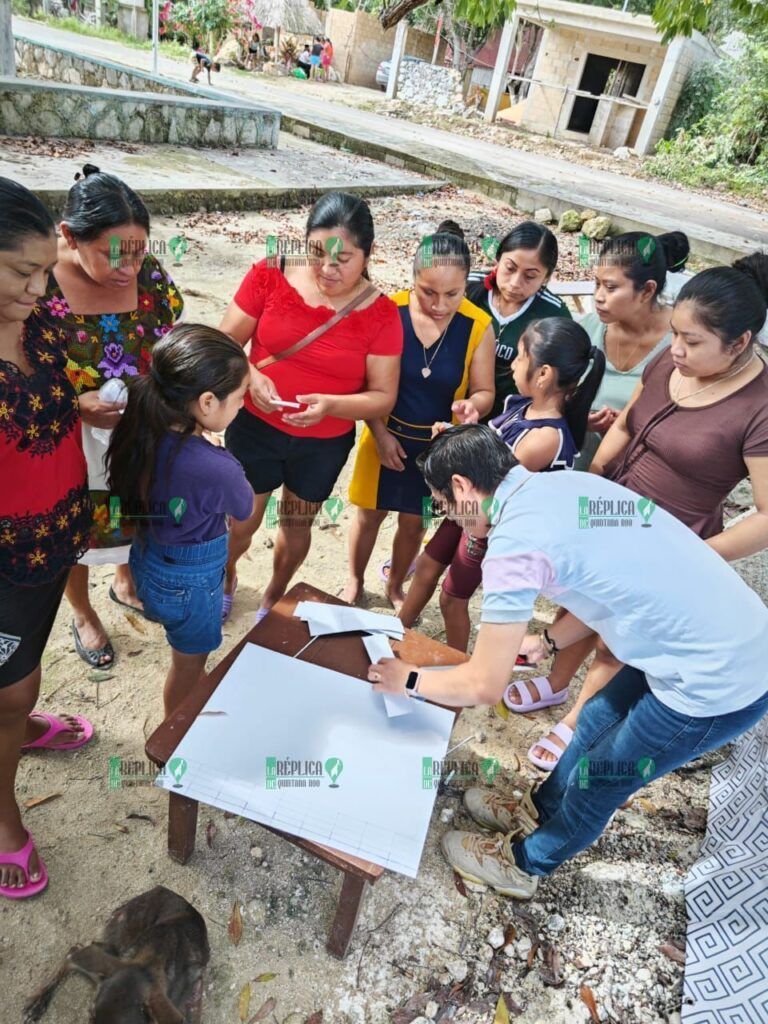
[323,9,446,89]
[520,26,663,146]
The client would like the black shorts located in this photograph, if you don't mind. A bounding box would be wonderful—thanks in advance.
[226,409,354,504]
[0,571,68,689]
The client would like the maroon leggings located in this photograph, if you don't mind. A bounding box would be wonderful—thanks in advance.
[424,519,487,600]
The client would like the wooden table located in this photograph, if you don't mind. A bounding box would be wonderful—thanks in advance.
[146,582,466,958]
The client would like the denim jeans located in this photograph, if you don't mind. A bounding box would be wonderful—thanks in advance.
[513,665,768,877]
[130,534,228,656]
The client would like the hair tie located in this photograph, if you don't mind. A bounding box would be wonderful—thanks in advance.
[590,345,599,359]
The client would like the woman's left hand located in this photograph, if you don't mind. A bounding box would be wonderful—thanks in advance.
[282,394,334,428]
[451,400,479,425]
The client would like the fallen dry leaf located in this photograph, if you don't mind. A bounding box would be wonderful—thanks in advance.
[124,612,147,634]
[580,984,600,1023]
[253,972,277,983]
[126,812,154,825]
[305,1012,323,1024]
[113,823,129,834]
[205,820,217,848]
[248,997,276,1022]
[659,941,686,965]
[503,923,517,945]
[636,797,659,815]
[238,982,251,1021]
[23,793,62,809]
[228,901,243,946]
[493,993,510,1024]
[526,941,539,970]
[453,871,468,898]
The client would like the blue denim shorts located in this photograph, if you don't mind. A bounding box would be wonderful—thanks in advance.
[130,534,228,655]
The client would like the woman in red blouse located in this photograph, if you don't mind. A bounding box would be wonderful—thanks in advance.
[0,179,95,900]
[220,192,403,620]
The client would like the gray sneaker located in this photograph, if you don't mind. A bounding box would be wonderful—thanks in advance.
[441,828,538,899]
[463,787,539,836]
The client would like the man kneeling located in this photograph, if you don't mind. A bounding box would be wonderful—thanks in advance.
[368,425,768,898]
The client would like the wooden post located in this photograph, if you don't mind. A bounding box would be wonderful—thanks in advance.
[431,11,443,65]
[484,14,518,123]
[386,17,407,100]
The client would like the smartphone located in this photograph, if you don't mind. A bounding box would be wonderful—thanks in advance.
[269,398,302,409]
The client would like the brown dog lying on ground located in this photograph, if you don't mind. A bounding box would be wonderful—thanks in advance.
[24,885,210,1024]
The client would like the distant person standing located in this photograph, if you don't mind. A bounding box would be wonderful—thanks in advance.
[190,50,221,85]
[246,31,261,71]
[321,37,334,82]
[309,36,323,80]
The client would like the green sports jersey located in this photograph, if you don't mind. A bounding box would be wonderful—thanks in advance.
[466,271,572,419]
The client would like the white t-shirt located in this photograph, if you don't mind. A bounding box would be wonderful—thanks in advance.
[480,466,768,717]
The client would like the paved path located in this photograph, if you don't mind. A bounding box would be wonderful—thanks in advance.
[13,18,768,258]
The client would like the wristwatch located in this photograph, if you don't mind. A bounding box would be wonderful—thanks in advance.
[405,669,425,701]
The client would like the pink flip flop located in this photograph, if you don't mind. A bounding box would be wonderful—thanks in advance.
[0,830,48,900]
[21,712,94,753]
[222,577,238,623]
[503,677,569,713]
[528,722,574,772]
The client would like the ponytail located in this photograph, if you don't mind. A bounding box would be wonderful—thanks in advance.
[106,324,249,519]
[521,319,606,450]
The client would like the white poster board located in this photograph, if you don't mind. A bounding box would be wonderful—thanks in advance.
[156,644,455,876]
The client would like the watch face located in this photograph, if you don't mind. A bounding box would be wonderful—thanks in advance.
[405,670,419,691]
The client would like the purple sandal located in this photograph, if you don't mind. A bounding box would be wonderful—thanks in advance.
[503,677,569,713]
[222,577,238,623]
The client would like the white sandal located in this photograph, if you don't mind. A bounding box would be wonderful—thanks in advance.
[503,676,570,713]
[528,722,574,771]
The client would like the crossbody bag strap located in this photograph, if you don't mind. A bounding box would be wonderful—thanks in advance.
[255,282,378,371]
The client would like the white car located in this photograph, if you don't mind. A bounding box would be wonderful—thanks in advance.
[375,55,427,90]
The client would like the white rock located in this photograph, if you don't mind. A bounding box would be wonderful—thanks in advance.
[425,1002,439,1020]
[667,1014,682,1024]
[516,936,532,960]
[446,958,468,982]
[547,913,566,933]
[250,845,263,863]
[439,807,455,824]
[503,943,516,957]
[613,145,634,160]
[637,967,652,983]
[534,207,554,223]
[487,925,505,949]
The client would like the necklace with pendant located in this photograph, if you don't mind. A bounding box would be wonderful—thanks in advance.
[420,318,454,379]
[672,351,757,404]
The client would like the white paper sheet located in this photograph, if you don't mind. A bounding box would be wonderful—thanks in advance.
[295,601,404,639]
[362,633,412,719]
[156,643,454,876]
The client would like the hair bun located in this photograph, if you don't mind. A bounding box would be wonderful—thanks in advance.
[732,251,768,303]
[74,163,101,182]
[436,219,464,241]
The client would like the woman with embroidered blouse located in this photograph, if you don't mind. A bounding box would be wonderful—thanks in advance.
[0,179,95,900]
[220,192,403,623]
[37,165,183,668]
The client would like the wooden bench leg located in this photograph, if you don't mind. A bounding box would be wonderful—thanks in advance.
[327,872,368,959]
[168,791,199,864]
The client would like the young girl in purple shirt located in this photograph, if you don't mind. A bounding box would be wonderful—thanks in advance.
[107,325,255,716]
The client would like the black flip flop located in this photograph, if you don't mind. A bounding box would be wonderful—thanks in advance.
[108,586,149,620]
[72,621,115,670]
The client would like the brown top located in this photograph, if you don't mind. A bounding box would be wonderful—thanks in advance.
[605,348,768,538]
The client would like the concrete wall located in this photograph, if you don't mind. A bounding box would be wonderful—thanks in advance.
[323,9,445,89]
[640,35,715,152]
[11,36,280,147]
[520,26,663,147]
[0,77,277,146]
